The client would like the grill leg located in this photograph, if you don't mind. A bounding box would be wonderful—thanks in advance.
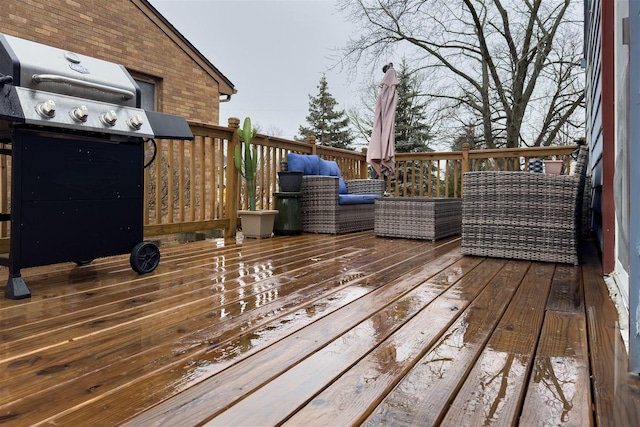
[4,274,31,300]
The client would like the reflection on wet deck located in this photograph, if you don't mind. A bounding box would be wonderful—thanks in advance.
[0,232,638,426]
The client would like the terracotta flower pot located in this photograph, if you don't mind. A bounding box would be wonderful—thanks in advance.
[543,159,563,175]
[238,210,278,239]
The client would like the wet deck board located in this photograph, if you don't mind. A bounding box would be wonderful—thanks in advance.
[227,258,510,427]
[358,260,531,427]
[121,239,467,426]
[582,244,640,427]
[437,262,556,427]
[1,235,399,424]
[0,232,638,426]
[546,264,584,313]
[520,311,592,426]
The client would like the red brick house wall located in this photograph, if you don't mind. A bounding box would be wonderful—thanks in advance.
[0,0,235,125]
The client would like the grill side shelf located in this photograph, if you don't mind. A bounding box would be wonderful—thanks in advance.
[0,84,25,123]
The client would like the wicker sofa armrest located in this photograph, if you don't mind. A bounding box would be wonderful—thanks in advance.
[345,179,385,195]
[301,175,339,207]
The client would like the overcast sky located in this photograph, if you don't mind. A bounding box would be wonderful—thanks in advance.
[148,0,365,141]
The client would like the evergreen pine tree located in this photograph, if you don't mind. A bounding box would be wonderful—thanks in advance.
[393,60,432,153]
[298,75,354,150]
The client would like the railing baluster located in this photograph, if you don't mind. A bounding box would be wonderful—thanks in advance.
[155,140,162,224]
[178,140,185,223]
[198,136,205,221]
[167,140,174,223]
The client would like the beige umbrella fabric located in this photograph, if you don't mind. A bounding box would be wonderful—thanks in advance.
[367,63,399,177]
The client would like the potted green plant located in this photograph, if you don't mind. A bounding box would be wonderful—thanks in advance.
[234,117,278,238]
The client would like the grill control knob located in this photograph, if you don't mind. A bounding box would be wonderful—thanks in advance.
[127,114,144,130]
[71,105,89,122]
[36,100,56,118]
[100,110,118,126]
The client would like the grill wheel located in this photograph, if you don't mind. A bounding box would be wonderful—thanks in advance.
[129,241,160,274]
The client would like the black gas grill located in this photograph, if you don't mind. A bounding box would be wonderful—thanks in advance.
[0,33,193,299]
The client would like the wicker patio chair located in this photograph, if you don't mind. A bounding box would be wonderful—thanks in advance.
[300,176,385,234]
[461,145,589,265]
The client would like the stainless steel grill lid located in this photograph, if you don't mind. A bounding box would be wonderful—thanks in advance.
[0,33,140,107]
[0,33,193,140]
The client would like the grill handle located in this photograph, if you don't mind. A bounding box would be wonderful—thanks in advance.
[32,74,135,100]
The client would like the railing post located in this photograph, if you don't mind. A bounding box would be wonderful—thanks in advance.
[361,147,369,179]
[226,117,240,239]
[461,143,470,197]
[306,135,317,155]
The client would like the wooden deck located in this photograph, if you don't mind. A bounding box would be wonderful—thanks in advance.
[0,232,638,426]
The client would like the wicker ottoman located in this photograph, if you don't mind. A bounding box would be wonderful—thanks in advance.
[374,197,462,241]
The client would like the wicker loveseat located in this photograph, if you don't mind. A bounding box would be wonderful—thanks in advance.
[461,144,589,265]
[287,153,385,234]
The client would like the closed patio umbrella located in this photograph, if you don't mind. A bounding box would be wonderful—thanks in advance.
[367,63,399,178]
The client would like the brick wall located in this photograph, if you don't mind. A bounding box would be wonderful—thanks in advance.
[0,0,225,125]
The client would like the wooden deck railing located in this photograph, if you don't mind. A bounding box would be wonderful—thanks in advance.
[141,118,370,241]
[0,118,580,252]
[391,144,579,198]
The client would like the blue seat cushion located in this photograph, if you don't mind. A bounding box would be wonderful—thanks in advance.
[287,153,321,175]
[288,153,348,194]
[338,179,348,194]
[319,159,348,194]
[338,194,381,205]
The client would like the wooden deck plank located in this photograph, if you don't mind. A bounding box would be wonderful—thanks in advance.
[0,241,362,364]
[1,235,423,424]
[582,243,640,427]
[0,238,360,341]
[42,238,462,425]
[275,258,509,427]
[0,234,374,347]
[203,258,489,427]
[114,241,465,426]
[359,260,532,427]
[546,264,584,313]
[0,233,635,426]
[519,311,593,426]
[0,234,345,318]
[439,262,556,427]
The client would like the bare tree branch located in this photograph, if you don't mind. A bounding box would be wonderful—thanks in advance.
[337,0,585,149]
